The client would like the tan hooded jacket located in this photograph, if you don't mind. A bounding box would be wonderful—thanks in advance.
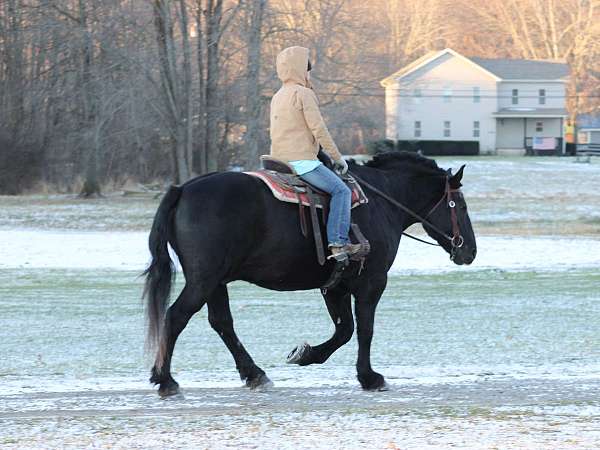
[269,46,342,163]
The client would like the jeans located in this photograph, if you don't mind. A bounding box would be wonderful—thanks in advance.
[300,164,351,246]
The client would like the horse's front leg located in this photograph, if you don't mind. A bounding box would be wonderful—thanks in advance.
[287,286,353,366]
[353,274,387,390]
[207,284,271,389]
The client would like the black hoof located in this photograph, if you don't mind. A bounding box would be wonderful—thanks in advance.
[158,379,181,398]
[245,373,274,390]
[286,342,312,365]
[374,381,389,392]
[358,371,387,391]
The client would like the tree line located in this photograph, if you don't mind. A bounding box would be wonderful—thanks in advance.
[0,0,598,194]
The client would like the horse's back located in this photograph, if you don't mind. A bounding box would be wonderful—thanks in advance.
[171,171,330,288]
[180,171,264,207]
[170,173,262,268]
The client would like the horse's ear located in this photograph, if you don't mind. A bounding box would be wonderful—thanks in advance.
[449,165,465,188]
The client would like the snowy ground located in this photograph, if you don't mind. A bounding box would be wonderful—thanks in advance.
[1,157,600,449]
[2,380,600,450]
[2,229,600,274]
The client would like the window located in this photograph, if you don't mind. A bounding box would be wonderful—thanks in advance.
[444,121,451,137]
[443,87,452,103]
[414,121,421,137]
[473,87,480,103]
[414,88,422,104]
[473,121,480,138]
[512,89,519,105]
[536,121,543,132]
[539,89,546,105]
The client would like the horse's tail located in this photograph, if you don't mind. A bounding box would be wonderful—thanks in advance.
[143,185,182,360]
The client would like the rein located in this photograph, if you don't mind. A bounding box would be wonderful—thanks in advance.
[348,171,464,249]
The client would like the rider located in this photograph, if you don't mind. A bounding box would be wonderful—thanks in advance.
[270,46,361,261]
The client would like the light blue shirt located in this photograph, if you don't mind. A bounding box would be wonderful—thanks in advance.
[289,160,322,175]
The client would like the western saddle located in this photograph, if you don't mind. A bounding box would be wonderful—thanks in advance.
[245,154,370,266]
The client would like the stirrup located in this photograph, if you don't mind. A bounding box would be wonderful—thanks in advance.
[327,243,362,261]
[327,252,349,262]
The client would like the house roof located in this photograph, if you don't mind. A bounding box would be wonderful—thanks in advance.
[470,57,569,80]
[493,107,568,117]
[381,48,569,87]
[380,51,439,87]
[577,113,600,129]
[380,49,502,87]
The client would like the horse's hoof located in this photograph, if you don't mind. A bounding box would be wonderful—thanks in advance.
[375,381,389,392]
[359,372,387,391]
[286,342,312,365]
[246,373,274,391]
[158,380,181,398]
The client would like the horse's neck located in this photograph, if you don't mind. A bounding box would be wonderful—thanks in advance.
[382,169,443,231]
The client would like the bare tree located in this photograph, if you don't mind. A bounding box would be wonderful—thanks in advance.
[2,0,25,142]
[243,0,267,168]
[384,0,447,67]
[1,0,599,194]
[152,0,194,183]
[458,0,600,115]
[204,0,224,172]
[194,0,207,173]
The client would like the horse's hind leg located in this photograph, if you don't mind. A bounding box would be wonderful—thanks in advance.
[287,286,353,366]
[207,284,271,389]
[150,283,209,397]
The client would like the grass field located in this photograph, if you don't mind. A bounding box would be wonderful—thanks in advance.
[1,156,599,448]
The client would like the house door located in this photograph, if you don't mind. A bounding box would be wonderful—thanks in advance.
[496,118,525,149]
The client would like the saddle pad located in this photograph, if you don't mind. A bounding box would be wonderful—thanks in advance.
[245,170,367,209]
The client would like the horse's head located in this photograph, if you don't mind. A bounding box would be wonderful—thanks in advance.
[357,151,477,265]
[422,165,477,265]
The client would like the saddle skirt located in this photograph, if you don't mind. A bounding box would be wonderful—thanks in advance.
[244,170,368,210]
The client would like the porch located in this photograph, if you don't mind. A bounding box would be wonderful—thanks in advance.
[493,108,567,156]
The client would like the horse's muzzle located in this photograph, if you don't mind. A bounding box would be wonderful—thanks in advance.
[451,247,476,265]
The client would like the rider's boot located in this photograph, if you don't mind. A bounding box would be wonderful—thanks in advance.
[327,243,363,261]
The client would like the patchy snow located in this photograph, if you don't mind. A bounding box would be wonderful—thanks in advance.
[4,363,600,396]
[2,229,600,273]
[391,233,600,274]
[1,229,151,270]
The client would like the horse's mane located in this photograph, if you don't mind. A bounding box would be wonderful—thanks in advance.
[355,151,445,176]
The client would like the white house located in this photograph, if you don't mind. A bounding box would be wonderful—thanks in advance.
[576,113,600,154]
[381,49,570,155]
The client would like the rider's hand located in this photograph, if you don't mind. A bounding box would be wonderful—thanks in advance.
[334,158,348,175]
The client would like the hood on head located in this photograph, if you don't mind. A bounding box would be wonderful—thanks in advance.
[276,46,310,86]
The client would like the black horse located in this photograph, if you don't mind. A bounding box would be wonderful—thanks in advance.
[144,151,476,397]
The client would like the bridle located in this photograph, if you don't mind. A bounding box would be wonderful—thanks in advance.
[423,177,465,249]
[348,171,465,253]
